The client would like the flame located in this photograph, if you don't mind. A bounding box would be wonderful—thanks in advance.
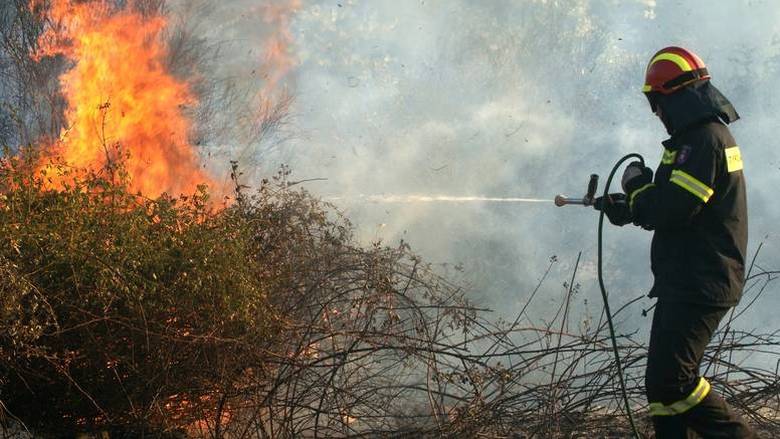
[34,0,215,198]
[258,0,301,98]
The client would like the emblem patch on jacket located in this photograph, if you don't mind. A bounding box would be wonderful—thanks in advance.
[676,145,692,165]
[725,146,743,172]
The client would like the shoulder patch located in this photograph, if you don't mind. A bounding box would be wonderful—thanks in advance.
[725,146,743,173]
[675,144,692,165]
[661,148,677,165]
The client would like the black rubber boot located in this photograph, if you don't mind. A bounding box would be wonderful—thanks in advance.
[651,414,699,438]
[683,392,756,438]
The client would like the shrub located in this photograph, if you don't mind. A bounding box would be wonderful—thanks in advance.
[0,151,474,437]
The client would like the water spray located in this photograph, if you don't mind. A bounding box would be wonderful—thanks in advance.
[328,195,551,204]
[330,174,601,207]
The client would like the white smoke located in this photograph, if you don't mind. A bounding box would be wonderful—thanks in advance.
[188,0,780,332]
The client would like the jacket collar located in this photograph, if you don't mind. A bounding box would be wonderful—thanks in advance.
[661,117,722,151]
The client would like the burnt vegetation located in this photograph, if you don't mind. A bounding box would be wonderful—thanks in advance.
[2,1,780,438]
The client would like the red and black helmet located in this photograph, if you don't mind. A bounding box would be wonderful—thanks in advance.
[642,46,711,95]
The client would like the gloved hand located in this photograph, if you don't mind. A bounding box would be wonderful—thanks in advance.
[621,161,653,195]
[593,193,632,226]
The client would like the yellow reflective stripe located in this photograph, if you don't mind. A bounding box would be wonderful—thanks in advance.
[661,149,677,165]
[629,183,655,210]
[670,169,714,203]
[649,52,693,72]
[725,146,743,172]
[649,377,711,416]
[642,84,652,92]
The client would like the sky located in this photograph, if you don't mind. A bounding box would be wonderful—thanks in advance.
[191,0,780,338]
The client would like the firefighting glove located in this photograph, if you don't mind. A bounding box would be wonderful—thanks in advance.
[621,161,653,196]
[593,193,632,226]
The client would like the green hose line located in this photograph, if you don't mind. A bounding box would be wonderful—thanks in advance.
[597,153,644,439]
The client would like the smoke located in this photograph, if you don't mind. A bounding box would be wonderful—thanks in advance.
[163,0,299,186]
[184,1,779,333]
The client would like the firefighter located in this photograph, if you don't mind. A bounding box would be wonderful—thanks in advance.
[595,46,755,438]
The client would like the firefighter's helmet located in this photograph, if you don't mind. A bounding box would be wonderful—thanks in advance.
[643,46,710,95]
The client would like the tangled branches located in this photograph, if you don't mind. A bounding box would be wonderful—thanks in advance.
[1,158,779,438]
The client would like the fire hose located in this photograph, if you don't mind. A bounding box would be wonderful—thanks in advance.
[556,153,645,439]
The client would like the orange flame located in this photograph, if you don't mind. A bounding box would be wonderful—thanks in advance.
[35,0,214,198]
[258,0,300,99]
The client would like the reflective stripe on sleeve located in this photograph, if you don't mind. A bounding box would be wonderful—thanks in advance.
[669,169,714,203]
[649,377,711,416]
[629,183,655,210]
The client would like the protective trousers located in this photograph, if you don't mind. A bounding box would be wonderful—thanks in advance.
[645,300,755,438]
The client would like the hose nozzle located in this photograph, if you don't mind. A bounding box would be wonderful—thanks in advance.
[555,174,599,207]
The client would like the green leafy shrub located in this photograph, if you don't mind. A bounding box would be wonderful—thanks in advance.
[0,150,303,430]
[0,151,474,438]
[0,152,280,431]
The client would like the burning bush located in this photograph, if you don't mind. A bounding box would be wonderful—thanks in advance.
[0,155,476,437]
[0,154,269,432]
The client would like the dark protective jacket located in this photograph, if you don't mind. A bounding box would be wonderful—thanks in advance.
[631,81,747,306]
